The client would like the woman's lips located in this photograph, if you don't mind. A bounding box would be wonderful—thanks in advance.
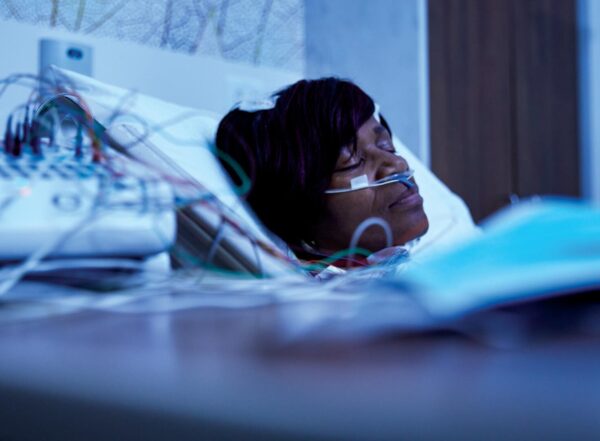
[388,186,423,210]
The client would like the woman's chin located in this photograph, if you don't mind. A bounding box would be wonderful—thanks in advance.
[393,215,429,246]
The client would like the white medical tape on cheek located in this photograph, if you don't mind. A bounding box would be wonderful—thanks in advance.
[350,174,369,190]
[325,171,412,194]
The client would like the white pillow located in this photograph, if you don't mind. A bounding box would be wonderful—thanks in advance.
[50,67,478,270]
[394,139,480,258]
[48,67,298,277]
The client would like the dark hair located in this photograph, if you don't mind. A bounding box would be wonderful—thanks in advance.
[215,77,390,249]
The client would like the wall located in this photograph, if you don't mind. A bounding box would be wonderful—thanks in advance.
[0,18,301,125]
[1,0,431,163]
[578,0,600,204]
[0,0,304,72]
[428,0,581,221]
[305,0,429,163]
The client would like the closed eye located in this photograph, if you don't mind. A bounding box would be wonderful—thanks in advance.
[335,157,365,173]
[376,139,395,153]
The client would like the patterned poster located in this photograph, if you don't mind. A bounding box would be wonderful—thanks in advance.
[0,0,305,72]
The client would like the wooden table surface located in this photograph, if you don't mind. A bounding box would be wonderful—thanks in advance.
[1,286,599,441]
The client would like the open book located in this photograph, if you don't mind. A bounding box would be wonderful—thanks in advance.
[391,198,600,318]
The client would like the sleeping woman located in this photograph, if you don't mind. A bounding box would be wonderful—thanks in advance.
[215,78,429,270]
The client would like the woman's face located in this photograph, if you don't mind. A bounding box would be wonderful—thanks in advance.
[313,116,429,253]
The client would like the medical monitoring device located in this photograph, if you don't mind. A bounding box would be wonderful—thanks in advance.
[0,95,175,260]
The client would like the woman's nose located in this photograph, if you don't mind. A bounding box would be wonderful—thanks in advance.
[374,151,408,181]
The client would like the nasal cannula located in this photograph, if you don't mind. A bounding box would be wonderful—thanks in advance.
[325,169,415,194]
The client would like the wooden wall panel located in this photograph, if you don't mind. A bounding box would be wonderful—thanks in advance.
[512,0,580,197]
[428,0,580,222]
[429,0,513,221]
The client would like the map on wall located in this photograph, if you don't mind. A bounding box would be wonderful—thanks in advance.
[0,0,305,72]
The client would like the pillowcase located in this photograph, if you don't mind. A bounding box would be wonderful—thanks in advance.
[393,139,480,258]
[49,66,479,273]
[47,67,298,277]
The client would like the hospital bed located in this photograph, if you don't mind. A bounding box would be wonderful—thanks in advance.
[0,68,599,440]
[44,67,480,276]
